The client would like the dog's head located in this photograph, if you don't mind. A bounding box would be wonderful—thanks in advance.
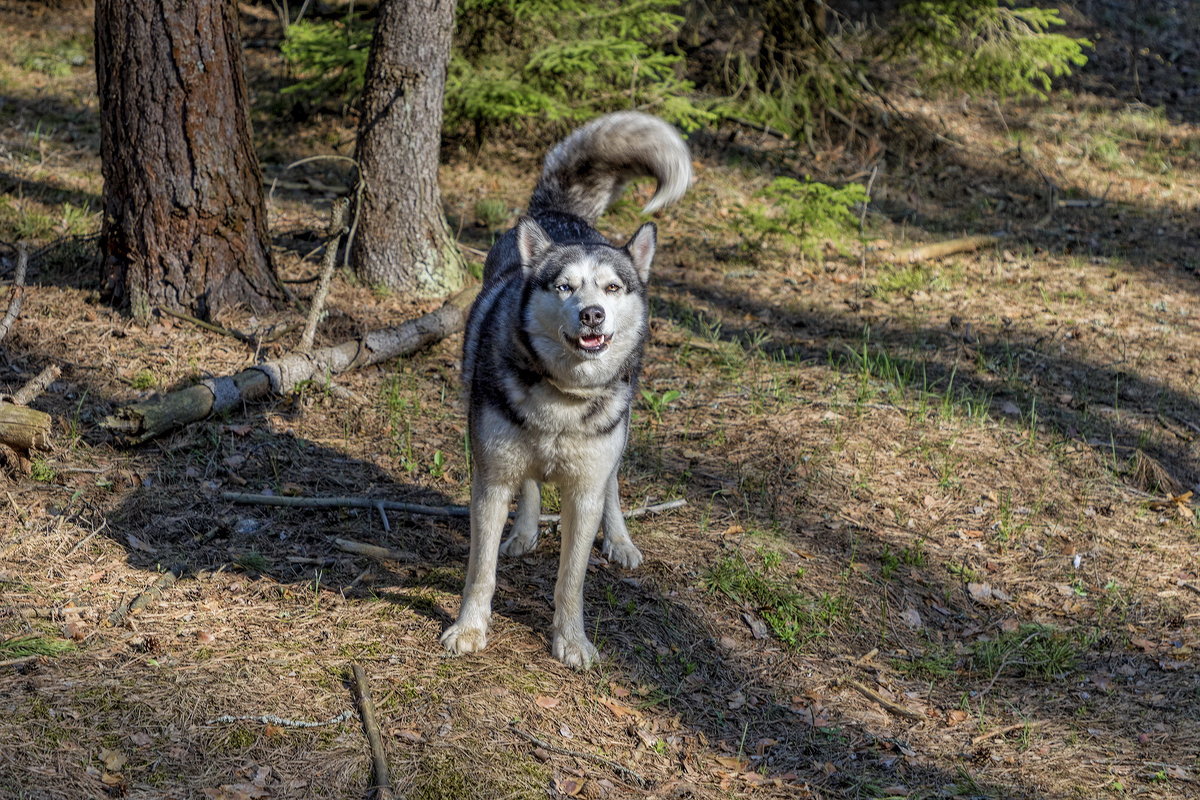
[516,216,654,380]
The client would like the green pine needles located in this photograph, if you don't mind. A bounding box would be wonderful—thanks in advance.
[449,0,710,135]
[736,177,869,259]
[280,15,372,101]
[886,1,1091,98]
[280,0,710,134]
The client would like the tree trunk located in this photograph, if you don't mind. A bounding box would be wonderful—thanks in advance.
[95,0,283,320]
[351,0,466,298]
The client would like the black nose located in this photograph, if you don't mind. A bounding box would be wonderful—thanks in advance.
[579,305,605,328]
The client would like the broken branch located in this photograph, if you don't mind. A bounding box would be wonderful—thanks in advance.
[350,663,397,800]
[299,197,350,354]
[102,284,480,443]
[9,364,60,406]
[223,491,687,523]
[891,235,1001,264]
[0,243,28,345]
[838,677,924,721]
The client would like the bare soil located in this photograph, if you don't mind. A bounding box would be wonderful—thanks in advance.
[1,3,1199,799]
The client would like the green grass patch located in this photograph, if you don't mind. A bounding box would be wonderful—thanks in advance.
[970,623,1077,680]
[702,548,846,648]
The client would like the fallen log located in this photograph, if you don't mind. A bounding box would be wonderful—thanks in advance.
[0,403,52,451]
[101,285,479,443]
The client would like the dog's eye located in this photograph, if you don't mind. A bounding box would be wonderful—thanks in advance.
[554,283,571,293]
[605,283,621,294]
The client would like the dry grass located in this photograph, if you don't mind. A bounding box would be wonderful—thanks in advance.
[2,3,1200,799]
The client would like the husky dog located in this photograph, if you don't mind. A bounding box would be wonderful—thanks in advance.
[441,112,691,668]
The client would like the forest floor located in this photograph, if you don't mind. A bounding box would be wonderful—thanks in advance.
[2,2,1200,799]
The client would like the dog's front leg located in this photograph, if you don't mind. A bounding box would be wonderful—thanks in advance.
[551,484,605,668]
[441,478,512,656]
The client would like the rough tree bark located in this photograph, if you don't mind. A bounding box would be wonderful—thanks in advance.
[351,0,466,297]
[95,0,283,320]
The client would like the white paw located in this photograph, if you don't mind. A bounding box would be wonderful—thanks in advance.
[552,632,599,669]
[440,623,488,656]
[499,528,539,558]
[602,537,643,570]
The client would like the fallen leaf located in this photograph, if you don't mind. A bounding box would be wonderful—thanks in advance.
[946,709,969,726]
[534,695,560,709]
[726,690,745,711]
[1089,673,1114,692]
[196,630,216,645]
[597,698,639,719]
[559,723,573,739]
[899,607,922,629]
[99,749,127,772]
[554,776,585,797]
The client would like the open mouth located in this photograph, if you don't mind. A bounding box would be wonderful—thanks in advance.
[571,332,612,353]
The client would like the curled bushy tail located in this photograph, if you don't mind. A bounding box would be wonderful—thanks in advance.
[528,112,692,225]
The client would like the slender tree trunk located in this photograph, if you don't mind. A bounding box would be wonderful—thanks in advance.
[351,0,466,298]
[95,0,283,320]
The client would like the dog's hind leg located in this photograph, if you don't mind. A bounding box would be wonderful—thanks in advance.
[551,484,605,668]
[441,478,513,656]
[500,479,541,557]
[600,469,643,569]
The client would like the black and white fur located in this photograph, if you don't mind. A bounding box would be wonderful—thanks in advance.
[441,112,691,668]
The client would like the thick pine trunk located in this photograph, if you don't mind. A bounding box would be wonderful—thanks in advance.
[351,0,466,298]
[95,0,283,320]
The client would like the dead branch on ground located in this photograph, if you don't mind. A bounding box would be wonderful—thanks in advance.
[299,197,350,354]
[350,663,397,800]
[891,234,1001,264]
[0,244,28,345]
[8,364,60,406]
[223,490,687,523]
[102,285,480,443]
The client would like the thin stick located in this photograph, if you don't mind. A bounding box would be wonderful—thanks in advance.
[157,306,256,345]
[206,710,354,728]
[375,502,391,533]
[0,243,28,345]
[970,720,1043,747]
[107,567,182,626]
[223,491,687,523]
[299,198,350,354]
[334,538,417,563]
[10,364,60,406]
[509,724,649,788]
[350,663,396,800]
[838,678,924,721]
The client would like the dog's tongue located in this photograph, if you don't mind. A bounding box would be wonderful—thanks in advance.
[580,334,604,348]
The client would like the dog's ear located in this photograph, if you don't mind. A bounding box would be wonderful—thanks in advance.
[516,216,553,272]
[624,222,657,284]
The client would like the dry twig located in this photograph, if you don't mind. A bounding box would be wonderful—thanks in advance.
[334,538,418,563]
[350,663,396,800]
[509,723,649,788]
[299,197,350,354]
[838,677,924,721]
[223,491,686,523]
[0,244,28,345]
[970,720,1044,747]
